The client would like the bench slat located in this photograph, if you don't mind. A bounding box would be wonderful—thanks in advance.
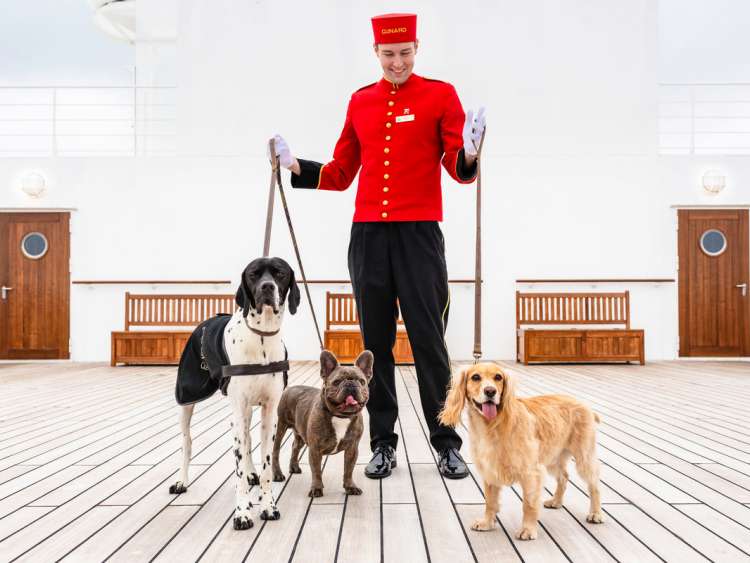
[516,291,631,327]
[123,294,235,328]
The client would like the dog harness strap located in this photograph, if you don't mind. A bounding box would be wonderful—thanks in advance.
[221,359,290,377]
[220,360,290,395]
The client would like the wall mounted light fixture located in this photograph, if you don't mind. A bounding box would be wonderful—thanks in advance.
[20,171,47,198]
[702,170,726,194]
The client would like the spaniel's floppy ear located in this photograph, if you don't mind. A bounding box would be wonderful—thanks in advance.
[286,269,301,315]
[235,271,255,318]
[499,368,516,414]
[438,368,468,427]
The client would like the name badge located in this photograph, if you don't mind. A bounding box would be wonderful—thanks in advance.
[395,114,415,123]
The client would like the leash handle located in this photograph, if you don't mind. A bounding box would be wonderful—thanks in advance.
[473,128,486,362]
[271,159,325,350]
[263,139,278,257]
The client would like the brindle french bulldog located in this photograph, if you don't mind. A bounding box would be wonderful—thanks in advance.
[271,349,373,497]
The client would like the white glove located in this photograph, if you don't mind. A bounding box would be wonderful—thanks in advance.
[268,134,295,170]
[462,107,486,156]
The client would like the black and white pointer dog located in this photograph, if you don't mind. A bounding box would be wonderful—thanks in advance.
[169,257,300,530]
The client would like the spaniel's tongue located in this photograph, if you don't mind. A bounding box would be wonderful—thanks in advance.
[345,395,359,407]
[482,401,498,420]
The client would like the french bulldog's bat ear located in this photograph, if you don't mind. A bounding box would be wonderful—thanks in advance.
[354,350,374,381]
[320,349,339,379]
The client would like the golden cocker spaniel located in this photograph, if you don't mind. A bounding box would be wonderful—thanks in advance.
[439,362,604,540]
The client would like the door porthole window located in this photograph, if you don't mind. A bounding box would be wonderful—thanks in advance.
[21,232,49,260]
[699,229,727,257]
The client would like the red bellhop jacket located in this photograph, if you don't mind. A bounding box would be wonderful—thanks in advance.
[292,73,478,222]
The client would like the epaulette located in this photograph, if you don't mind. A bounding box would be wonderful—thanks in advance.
[421,76,448,84]
[354,82,377,93]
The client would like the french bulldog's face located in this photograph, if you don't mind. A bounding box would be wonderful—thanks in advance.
[320,350,373,417]
[235,257,300,317]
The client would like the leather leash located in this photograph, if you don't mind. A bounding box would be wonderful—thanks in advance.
[265,140,324,350]
[263,140,277,258]
[473,129,486,364]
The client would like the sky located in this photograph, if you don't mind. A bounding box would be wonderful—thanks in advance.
[658,0,750,83]
[0,0,134,86]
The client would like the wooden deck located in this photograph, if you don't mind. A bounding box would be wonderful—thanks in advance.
[0,360,749,562]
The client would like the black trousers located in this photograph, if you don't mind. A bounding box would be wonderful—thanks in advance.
[348,221,462,453]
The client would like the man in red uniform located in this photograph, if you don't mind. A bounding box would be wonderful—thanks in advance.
[272,13,485,479]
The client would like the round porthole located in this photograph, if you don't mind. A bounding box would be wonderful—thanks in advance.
[21,232,49,260]
[699,229,727,257]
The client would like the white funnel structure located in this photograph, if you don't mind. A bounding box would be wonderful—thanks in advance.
[89,0,135,44]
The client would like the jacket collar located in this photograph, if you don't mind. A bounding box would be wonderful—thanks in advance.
[378,73,420,93]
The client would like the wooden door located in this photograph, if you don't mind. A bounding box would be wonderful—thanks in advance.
[0,212,70,359]
[678,209,749,356]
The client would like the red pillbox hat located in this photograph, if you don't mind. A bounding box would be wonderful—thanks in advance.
[371,13,417,44]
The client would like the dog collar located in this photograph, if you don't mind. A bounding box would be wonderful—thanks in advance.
[244,317,280,337]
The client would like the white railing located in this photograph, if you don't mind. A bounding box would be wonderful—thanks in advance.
[2,83,748,157]
[659,82,750,155]
[0,85,176,157]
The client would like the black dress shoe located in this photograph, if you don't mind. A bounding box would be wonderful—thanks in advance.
[365,445,397,479]
[438,448,469,479]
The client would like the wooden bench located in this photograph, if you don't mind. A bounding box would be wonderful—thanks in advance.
[111,293,235,366]
[516,291,644,365]
[324,292,414,364]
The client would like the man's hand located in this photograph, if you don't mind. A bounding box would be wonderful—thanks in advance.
[268,134,300,175]
[462,108,486,162]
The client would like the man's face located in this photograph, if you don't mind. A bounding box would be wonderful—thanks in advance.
[374,40,418,85]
